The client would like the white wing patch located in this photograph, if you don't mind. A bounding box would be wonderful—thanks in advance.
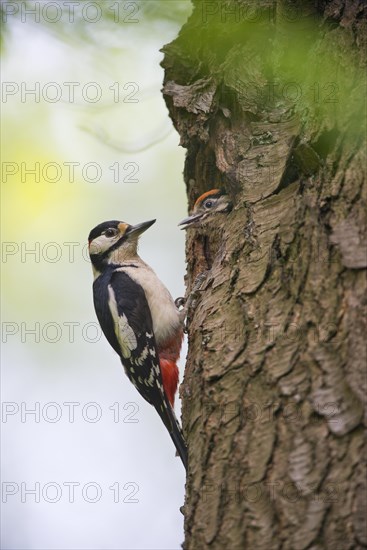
[108,285,137,358]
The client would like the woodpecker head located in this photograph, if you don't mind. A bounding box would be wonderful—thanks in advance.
[88,219,155,275]
[178,189,232,230]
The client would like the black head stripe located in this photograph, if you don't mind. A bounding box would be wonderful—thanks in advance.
[100,231,130,259]
[88,221,120,243]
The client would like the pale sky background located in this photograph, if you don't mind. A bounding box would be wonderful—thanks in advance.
[1,2,192,549]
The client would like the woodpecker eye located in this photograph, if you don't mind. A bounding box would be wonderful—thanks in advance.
[204,199,215,209]
[104,228,118,238]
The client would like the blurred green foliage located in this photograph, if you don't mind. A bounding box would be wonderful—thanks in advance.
[163,2,365,143]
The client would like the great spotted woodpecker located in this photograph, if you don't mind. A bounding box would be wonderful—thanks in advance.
[88,219,187,470]
[176,189,233,323]
[178,188,232,229]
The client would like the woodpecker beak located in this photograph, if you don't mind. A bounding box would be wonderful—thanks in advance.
[178,214,203,230]
[125,219,156,238]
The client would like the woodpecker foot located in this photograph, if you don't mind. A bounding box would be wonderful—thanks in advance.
[175,297,185,309]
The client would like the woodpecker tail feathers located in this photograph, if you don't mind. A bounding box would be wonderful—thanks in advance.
[154,392,187,471]
[164,399,188,471]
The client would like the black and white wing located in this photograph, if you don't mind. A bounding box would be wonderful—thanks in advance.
[93,269,187,468]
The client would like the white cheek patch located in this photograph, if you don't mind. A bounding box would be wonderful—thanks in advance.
[89,235,116,255]
[89,235,108,255]
[217,202,229,212]
[108,286,137,358]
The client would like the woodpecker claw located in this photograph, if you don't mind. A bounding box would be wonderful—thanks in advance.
[175,297,185,309]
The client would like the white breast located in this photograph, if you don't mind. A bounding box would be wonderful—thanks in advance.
[119,263,181,346]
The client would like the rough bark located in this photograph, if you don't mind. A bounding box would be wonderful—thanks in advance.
[162,1,366,549]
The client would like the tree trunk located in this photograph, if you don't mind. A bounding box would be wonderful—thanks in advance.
[162,1,366,548]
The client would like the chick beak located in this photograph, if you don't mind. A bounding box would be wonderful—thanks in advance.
[178,213,203,230]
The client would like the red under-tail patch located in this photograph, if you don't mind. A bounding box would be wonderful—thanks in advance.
[160,358,179,406]
[158,330,183,406]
